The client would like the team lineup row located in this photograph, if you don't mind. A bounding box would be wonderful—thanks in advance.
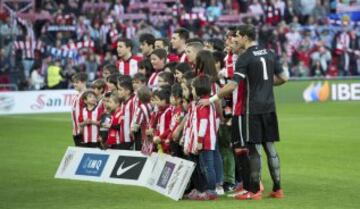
[69,25,288,200]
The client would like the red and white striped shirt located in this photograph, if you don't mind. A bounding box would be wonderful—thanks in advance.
[100,23,111,45]
[232,81,246,116]
[132,102,153,141]
[13,40,43,59]
[97,97,106,116]
[222,53,245,116]
[153,105,172,153]
[336,32,351,53]
[231,55,246,116]
[119,95,136,143]
[168,105,184,141]
[154,105,172,140]
[182,101,195,154]
[167,53,180,63]
[148,70,162,90]
[62,40,95,53]
[264,3,281,25]
[107,108,121,145]
[109,28,119,44]
[79,106,102,143]
[180,12,206,27]
[131,94,141,125]
[55,14,74,25]
[179,51,190,64]
[125,25,136,39]
[224,51,238,78]
[184,100,218,154]
[211,82,220,96]
[133,103,153,128]
[116,55,142,77]
[71,91,85,135]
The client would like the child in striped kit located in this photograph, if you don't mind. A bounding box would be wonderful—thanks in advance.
[148,89,172,153]
[185,75,219,200]
[168,83,185,157]
[116,78,136,150]
[78,90,102,148]
[131,86,153,154]
[106,92,122,149]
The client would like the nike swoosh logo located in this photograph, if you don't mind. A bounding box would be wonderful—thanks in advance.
[116,161,141,176]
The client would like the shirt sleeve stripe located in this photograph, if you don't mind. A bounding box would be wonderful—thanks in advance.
[234,72,245,78]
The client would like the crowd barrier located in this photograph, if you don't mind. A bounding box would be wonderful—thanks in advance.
[55,147,195,201]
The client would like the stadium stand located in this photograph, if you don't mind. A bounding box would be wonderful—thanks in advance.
[0,0,359,90]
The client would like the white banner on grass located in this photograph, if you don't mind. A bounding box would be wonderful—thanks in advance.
[0,90,77,115]
[55,147,151,186]
[55,147,195,201]
[145,153,195,201]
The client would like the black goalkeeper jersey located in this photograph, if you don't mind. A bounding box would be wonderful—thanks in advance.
[233,45,283,114]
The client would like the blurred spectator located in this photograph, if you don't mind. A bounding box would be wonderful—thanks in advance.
[0,49,10,74]
[285,25,302,58]
[237,0,249,13]
[298,0,316,23]
[318,28,334,49]
[311,0,328,23]
[292,60,309,77]
[206,0,222,22]
[84,51,99,81]
[274,0,286,17]
[45,59,64,89]
[30,62,45,90]
[349,30,360,75]
[334,27,351,76]
[283,0,296,23]
[310,46,332,76]
[264,0,281,26]
[113,0,125,22]
[248,0,264,23]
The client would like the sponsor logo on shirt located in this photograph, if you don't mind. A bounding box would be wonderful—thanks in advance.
[110,156,147,180]
[75,153,109,176]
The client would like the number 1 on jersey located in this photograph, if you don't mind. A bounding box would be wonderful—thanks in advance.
[260,57,268,80]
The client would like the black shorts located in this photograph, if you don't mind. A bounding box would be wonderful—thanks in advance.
[231,116,246,148]
[73,134,83,146]
[133,130,142,151]
[110,142,134,150]
[81,142,101,148]
[242,112,280,144]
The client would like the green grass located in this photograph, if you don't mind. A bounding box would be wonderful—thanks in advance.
[0,102,359,209]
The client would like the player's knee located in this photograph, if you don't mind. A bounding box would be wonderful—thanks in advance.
[264,142,278,158]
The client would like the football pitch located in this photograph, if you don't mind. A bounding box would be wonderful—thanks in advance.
[0,101,359,209]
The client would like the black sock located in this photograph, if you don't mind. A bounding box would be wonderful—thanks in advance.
[273,182,281,191]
